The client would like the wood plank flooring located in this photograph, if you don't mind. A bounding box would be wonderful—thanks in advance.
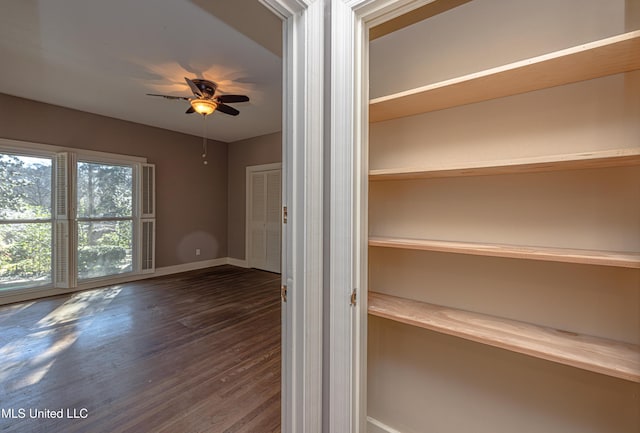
[0,265,281,433]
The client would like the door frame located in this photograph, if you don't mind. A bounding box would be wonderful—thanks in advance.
[258,2,325,432]
[259,0,429,432]
[245,162,282,271]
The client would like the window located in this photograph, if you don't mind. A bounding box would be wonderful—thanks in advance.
[0,140,155,294]
[76,161,134,280]
[0,153,53,290]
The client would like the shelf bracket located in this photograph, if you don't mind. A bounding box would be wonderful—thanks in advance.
[350,288,357,306]
[281,285,287,303]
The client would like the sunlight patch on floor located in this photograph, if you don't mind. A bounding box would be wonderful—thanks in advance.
[36,286,123,328]
[0,301,35,325]
[0,286,123,391]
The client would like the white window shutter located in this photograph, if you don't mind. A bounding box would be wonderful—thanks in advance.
[140,163,155,273]
[141,219,155,273]
[53,152,76,288]
[54,220,75,288]
[141,163,155,218]
[55,152,69,219]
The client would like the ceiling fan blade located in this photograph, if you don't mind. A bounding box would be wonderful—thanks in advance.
[146,93,190,101]
[185,106,195,114]
[217,94,249,104]
[185,77,203,97]
[216,103,240,116]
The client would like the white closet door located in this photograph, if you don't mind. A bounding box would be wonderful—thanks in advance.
[264,170,282,273]
[248,168,281,273]
[250,172,267,270]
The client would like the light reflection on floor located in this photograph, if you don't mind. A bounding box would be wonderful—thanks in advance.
[0,286,123,391]
[0,301,35,325]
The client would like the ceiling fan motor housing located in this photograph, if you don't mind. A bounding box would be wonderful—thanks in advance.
[192,79,218,98]
[148,77,247,116]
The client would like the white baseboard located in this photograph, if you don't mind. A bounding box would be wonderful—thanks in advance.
[226,257,249,268]
[152,257,229,276]
[0,257,247,306]
[367,417,404,433]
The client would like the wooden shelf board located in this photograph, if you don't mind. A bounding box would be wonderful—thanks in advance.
[368,237,640,269]
[369,0,473,41]
[369,148,640,180]
[370,30,640,122]
[368,292,640,382]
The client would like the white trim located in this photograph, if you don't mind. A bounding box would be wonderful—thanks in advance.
[151,258,228,276]
[259,0,311,18]
[0,137,147,164]
[350,0,434,27]
[226,257,249,268]
[247,162,283,172]
[329,2,362,432]
[0,257,243,305]
[329,2,433,431]
[367,417,404,433]
[262,1,435,431]
[0,140,56,158]
[261,1,325,432]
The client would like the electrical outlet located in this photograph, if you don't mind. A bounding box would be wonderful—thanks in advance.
[195,248,201,256]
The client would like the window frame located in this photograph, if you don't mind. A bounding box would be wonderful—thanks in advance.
[0,149,55,291]
[74,157,138,283]
[0,138,151,298]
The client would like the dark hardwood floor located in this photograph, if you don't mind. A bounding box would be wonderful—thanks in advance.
[0,265,281,433]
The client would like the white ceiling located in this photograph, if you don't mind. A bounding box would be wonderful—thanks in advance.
[0,0,282,143]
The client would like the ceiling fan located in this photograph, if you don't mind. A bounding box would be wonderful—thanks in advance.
[147,77,249,116]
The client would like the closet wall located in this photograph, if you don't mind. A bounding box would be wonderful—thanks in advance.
[366,1,640,432]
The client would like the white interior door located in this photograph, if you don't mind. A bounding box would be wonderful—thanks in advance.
[247,165,281,273]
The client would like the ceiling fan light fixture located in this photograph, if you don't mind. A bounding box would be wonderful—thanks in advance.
[190,99,217,116]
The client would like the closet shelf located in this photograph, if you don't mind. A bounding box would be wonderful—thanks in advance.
[368,237,640,268]
[368,292,640,383]
[369,30,640,122]
[369,148,640,180]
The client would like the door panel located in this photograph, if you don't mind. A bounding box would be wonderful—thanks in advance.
[265,171,282,272]
[248,168,281,273]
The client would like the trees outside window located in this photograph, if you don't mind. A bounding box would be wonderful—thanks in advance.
[76,161,133,280]
[0,153,52,290]
[0,142,154,294]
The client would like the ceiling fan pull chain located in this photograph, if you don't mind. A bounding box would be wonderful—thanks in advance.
[202,115,208,165]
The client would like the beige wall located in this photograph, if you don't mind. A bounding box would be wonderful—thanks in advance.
[370,0,629,99]
[0,93,228,268]
[227,132,282,260]
[367,0,640,432]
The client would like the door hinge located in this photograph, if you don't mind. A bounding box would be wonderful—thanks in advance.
[350,288,357,306]
[281,285,287,303]
[283,206,288,224]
